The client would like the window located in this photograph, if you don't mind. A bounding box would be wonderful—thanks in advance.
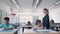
[20,16,32,23]
[39,14,44,22]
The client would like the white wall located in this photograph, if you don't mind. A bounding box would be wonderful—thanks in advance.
[0,1,60,23]
[50,7,60,23]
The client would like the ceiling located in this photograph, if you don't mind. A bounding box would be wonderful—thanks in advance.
[0,0,60,12]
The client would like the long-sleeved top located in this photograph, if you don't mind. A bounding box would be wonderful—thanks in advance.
[43,14,50,26]
[0,23,12,29]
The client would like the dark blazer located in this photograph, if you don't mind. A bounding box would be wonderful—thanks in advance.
[43,14,50,26]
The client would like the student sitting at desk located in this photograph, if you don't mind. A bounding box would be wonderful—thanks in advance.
[50,20,55,30]
[0,17,13,30]
[26,21,31,25]
[31,20,43,30]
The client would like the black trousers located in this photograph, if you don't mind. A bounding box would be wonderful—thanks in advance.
[51,27,54,30]
[43,25,50,29]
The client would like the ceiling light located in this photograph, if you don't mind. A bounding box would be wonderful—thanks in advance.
[50,5,55,8]
[12,0,16,4]
[36,0,39,4]
[56,1,60,4]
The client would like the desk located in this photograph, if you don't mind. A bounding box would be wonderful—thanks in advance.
[55,25,60,31]
[0,29,18,34]
[23,29,60,34]
[22,25,33,28]
[51,25,60,31]
[22,25,33,32]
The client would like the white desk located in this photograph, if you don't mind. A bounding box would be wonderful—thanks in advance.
[0,29,18,34]
[22,25,33,32]
[22,25,33,28]
[23,29,60,34]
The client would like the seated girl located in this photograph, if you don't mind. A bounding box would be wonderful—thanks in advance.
[31,20,43,30]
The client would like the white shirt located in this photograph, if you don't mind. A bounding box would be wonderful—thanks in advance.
[31,26,43,30]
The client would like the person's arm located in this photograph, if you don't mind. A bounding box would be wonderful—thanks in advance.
[8,24,13,29]
[0,23,3,28]
[4,24,13,30]
[31,26,37,30]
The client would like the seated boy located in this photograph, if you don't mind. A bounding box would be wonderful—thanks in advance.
[0,17,12,30]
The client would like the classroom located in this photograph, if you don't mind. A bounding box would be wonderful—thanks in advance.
[0,0,60,34]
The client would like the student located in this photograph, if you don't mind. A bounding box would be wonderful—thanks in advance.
[26,21,32,29]
[42,8,50,29]
[26,21,31,25]
[50,20,55,30]
[0,17,12,30]
[31,20,43,30]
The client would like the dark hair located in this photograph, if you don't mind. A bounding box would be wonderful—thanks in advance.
[51,20,54,21]
[28,21,31,24]
[28,21,30,23]
[36,20,41,25]
[43,8,49,13]
[51,20,54,23]
[4,17,9,21]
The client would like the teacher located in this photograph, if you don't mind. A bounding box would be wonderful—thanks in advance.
[42,8,50,29]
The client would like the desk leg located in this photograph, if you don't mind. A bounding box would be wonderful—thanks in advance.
[22,27,24,32]
[56,27,58,31]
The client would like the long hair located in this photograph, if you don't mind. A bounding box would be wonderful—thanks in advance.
[43,8,49,14]
[36,20,41,25]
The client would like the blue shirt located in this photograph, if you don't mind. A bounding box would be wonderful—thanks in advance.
[0,23,12,29]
